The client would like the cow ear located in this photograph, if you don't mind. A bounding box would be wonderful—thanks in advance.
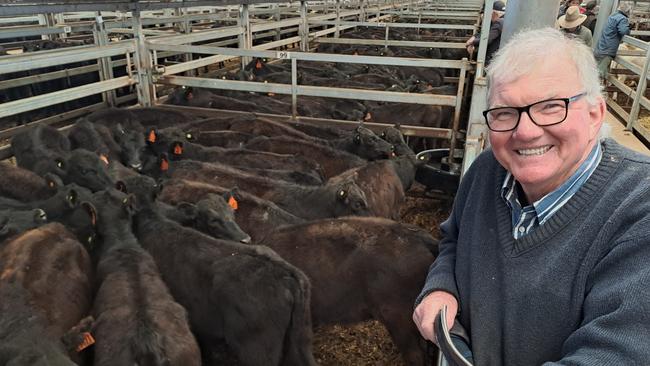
[55,157,65,169]
[66,189,79,208]
[122,194,137,215]
[43,173,62,190]
[33,208,47,224]
[177,202,198,221]
[81,201,97,228]
[337,189,348,201]
[115,181,127,194]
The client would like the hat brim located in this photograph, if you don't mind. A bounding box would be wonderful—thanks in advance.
[558,14,587,28]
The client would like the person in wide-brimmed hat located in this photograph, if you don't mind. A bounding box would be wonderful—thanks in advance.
[557,6,593,47]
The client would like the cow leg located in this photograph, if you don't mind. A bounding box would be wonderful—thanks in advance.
[375,297,427,366]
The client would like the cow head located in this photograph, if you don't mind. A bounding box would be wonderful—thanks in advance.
[121,174,163,208]
[347,126,395,160]
[112,122,146,171]
[0,208,47,241]
[191,192,251,244]
[64,149,114,192]
[333,180,370,216]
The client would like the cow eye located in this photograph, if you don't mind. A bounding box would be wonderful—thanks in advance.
[338,189,347,199]
[80,168,88,175]
[380,132,386,138]
[354,135,361,144]
[56,160,64,169]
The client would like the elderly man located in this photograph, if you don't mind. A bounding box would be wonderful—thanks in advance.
[594,2,631,79]
[465,1,505,65]
[413,28,650,365]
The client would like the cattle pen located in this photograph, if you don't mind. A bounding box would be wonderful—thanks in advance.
[1,0,650,365]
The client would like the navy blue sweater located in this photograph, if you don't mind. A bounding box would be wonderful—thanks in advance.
[417,139,650,365]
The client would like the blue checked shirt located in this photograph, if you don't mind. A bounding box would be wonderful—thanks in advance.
[501,143,602,239]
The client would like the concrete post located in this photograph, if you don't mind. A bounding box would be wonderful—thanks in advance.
[500,0,562,45]
[592,0,617,49]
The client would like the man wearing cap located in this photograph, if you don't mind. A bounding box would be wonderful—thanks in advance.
[465,0,505,65]
[558,5,593,47]
[583,1,598,34]
[594,2,631,79]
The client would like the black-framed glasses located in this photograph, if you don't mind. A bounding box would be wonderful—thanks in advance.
[482,92,586,132]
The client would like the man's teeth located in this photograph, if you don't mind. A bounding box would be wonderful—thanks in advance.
[517,146,551,156]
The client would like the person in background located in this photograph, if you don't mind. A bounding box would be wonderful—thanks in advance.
[413,27,650,366]
[594,2,632,79]
[558,0,581,17]
[465,0,505,65]
[583,0,598,33]
[558,6,593,47]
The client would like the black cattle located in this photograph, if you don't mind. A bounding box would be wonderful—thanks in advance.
[84,110,147,170]
[0,162,59,201]
[147,127,323,178]
[0,284,78,365]
[0,223,93,364]
[133,196,316,366]
[162,159,369,220]
[121,174,251,243]
[84,189,202,366]
[68,118,116,162]
[287,121,348,140]
[245,135,367,179]
[160,179,303,242]
[316,125,395,161]
[0,208,47,243]
[0,183,92,226]
[193,130,255,148]
[11,124,70,177]
[260,217,438,366]
[63,149,115,192]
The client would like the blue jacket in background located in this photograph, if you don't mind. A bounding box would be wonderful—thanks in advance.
[594,10,631,57]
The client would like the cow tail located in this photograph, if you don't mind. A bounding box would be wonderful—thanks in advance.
[282,267,317,366]
[131,314,168,366]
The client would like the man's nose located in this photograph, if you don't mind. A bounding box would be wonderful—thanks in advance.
[513,111,544,139]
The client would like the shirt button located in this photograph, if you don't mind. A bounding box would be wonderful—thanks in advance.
[518,227,526,233]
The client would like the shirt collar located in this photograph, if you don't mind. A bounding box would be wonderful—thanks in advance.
[501,142,602,222]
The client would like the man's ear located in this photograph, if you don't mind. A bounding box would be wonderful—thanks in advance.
[588,96,606,140]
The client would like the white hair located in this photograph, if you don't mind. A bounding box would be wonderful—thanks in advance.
[618,1,632,14]
[486,27,602,106]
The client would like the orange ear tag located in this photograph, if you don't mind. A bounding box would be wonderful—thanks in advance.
[99,154,109,165]
[160,158,169,172]
[173,144,183,155]
[148,130,157,143]
[255,60,263,69]
[364,112,372,121]
[90,210,97,227]
[228,196,238,210]
[76,332,95,352]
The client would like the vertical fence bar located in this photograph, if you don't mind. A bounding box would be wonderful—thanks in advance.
[335,0,341,38]
[132,9,153,107]
[291,57,298,119]
[449,58,468,172]
[300,1,309,51]
[626,44,650,130]
[94,14,117,106]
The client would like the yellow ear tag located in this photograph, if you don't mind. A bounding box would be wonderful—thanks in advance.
[228,196,238,210]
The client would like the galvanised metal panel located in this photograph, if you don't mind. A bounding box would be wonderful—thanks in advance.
[0,41,135,74]
[156,75,457,105]
[0,75,134,118]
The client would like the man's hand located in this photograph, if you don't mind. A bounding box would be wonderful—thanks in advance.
[412,291,458,343]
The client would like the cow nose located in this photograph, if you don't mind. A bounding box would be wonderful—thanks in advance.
[240,235,252,244]
[131,163,143,171]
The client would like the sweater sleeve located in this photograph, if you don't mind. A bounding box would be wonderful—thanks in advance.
[542,234,650,365]
[617,16,631,37]
[414,206,461,306]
